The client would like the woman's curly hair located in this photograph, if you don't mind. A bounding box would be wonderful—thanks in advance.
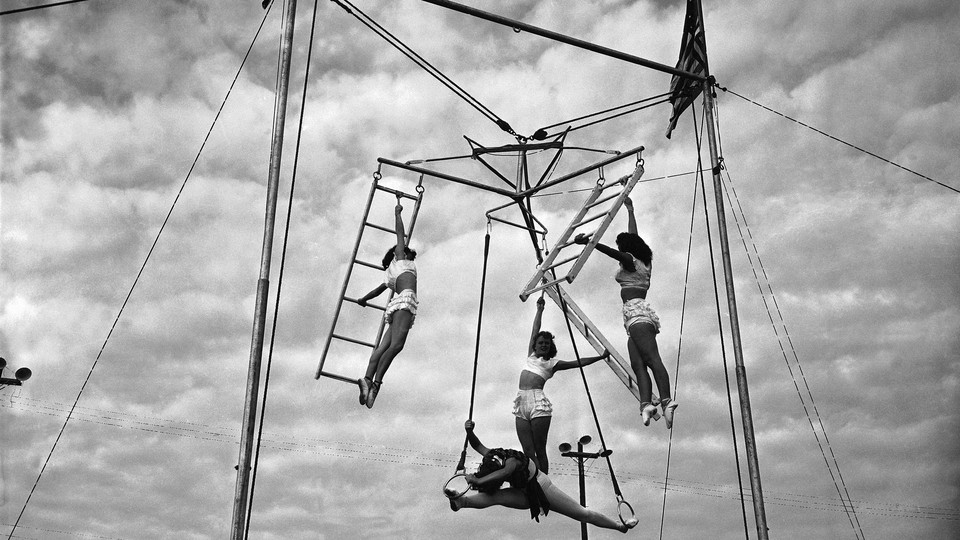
[615,232,652,266]
[381,246,417,269]
[533,331,558,360]
[475,454,506,493]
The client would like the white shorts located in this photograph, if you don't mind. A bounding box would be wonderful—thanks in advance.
[622,298,660,334]
[513,389,553,420]
[385,289,418,327]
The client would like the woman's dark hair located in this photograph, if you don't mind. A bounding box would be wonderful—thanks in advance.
[615,232,652,266]
[533,331,558,360]
[475,454,506,493]
[381,246,417,269]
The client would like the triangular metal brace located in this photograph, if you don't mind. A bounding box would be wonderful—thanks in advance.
[519,162,644,301]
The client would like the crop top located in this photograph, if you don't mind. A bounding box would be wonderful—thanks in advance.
[384,259,416,291]
[614,254,651,292]
[522,354,560,381]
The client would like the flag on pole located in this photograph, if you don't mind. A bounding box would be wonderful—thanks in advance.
[665,0,708,138]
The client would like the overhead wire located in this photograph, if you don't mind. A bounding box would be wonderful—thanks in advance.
[5,395,959,521]
[718,86,958,195]
[656,118,701,540]
[328,0,520,139]
[0,0,95,16]
[714,97,867,539]
[3,7,275,539]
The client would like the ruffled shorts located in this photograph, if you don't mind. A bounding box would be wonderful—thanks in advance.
[622,298,660,334]
[513,389,553,420]
[384,289,418,327]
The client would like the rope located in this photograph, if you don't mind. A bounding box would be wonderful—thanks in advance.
[329,0,521,140]
[550,281,627,502]
[243,1,321,537]
[695,101,752,540]
[0,0,95,16]
[718,86,958,195]
[657,134,701,540]
[715,101,866,539]
[456,222,492,472]
[532,93,673,139]
[3,8,274,539]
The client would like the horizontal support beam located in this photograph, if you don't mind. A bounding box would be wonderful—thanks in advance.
[421,0,705,81]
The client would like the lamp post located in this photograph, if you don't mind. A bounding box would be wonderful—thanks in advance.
[0,357,32,387]
[559,435,613,540]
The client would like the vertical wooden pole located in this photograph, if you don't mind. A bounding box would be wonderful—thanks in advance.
[703,78,769,540]
[230,1,298,538]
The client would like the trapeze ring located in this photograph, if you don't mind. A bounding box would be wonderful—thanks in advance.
[442,472,471,499]
[617,498,636,525]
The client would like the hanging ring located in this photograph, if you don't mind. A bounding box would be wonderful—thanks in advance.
[617,496,636,526]
[597,166,605,186]
[416,174,425,194]
[373,171,382,181]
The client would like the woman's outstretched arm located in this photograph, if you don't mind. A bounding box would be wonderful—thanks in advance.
[357,283,388,306]
[625,196,638,235]
[528,297,545,356]
[464,420,490,456]
[573,234,634,268]
[394,203,407,260]
[553,349,611,372]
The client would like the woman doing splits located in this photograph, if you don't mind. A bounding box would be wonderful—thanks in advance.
[516,297,609,474]
[446,420,637,533]
[574,196,679,427]
[355,203,417,409]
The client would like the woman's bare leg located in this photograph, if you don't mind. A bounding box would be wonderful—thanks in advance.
[539,474,628,532]
[456,488,530,510]
[515,418,539,470]
[530,416,552,474]
[626,332,653,403]
[373,309,413,382]
[628,323,670,400]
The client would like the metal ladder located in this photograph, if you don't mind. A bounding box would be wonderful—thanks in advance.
[315,174,423,383]
[543,284,659,408]
[519,162,644,301]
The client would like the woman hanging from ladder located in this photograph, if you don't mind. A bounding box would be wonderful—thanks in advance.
[574,196,678,428]
[446,420,638,533]
[356,201,417,409]
[517,296,610,473]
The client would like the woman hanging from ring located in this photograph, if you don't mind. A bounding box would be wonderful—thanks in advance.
[356,202,417,409]
[446,420,638,533]
[516,297,610,473]
[573,196,678,428]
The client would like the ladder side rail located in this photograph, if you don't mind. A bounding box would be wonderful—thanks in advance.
[543,286,644,402]
[519,183,605,300]
[565,163,645,282]
[316,176,382,378]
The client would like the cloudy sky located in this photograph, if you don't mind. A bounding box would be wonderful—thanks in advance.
[2,0,958,538]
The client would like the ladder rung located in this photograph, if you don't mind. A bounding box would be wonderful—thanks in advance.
[375,184,418,201]
[543,253,579,273]
[571,211,606,229]
[318,370,361,384]
[331,333,377,348]
[586,191,619,209]
[365,221,396,234]
[355,259,383,270]
[344,297,386,311]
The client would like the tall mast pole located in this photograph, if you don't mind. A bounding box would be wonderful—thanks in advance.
[230,0,298,538]
[702,79,769,539]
